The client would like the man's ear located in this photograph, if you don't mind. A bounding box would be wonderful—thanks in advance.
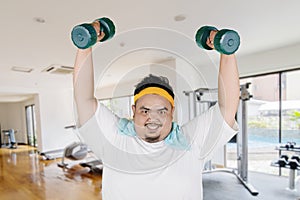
[132,105,136,117]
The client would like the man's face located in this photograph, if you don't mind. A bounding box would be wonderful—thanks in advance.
[132,94,174,143]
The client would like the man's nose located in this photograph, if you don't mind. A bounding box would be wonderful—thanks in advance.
[148,110,159,118]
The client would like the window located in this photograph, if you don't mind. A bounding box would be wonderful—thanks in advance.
[100,96,133,119]
[281,70,300,144]
[25,105,37,147]
[227,68,300,176]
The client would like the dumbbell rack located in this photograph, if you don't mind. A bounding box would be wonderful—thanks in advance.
[271,145,300,190]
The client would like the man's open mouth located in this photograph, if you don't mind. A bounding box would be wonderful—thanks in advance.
[145,123,162,131]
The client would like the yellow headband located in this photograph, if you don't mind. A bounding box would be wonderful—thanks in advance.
[134,87,174,107]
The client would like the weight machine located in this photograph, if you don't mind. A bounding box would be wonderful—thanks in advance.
[57,125,103,174]
[183,83,259,196]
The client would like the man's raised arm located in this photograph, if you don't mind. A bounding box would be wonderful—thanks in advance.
[73,48,98,127]
[218,54,240,127]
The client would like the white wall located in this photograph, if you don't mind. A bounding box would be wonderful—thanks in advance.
[0,88,77,153]
[238,43,300,77]
[37,87,78,153]
[286,70,300,100]
[0,102,25,143]
[95,64,151,99]
[0,71,78,153]
[0,95,42,145]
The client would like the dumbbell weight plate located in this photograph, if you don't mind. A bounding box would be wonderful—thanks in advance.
[280,154,289,162]
[214,29,240,55]
[278,158,288,167]
[71,23,98,49]
[195,26,218,50]
[288,159,300,169]
[96,17,116,42]
[291,155,300,163]
[71,17,115,49]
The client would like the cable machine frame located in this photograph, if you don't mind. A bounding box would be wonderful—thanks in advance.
[184,83,259,196]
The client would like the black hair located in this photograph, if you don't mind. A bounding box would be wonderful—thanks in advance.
[134,74,174,98]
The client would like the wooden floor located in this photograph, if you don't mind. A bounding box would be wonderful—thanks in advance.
[0,145,103,200]
[2,145,300,200]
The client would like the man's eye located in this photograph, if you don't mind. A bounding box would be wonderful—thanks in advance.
[159,110,167,115]
[141,110,148,114]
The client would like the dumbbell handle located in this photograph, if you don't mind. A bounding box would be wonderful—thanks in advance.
[91,21,106,42]
[206,30,217,49]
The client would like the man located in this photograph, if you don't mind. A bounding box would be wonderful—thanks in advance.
[73,26,239,199]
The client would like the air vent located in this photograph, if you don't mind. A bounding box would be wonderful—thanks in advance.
[42,65,73,75]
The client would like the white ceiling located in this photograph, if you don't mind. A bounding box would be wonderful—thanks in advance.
[1,0,300,102]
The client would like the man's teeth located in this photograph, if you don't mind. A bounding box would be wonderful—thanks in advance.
[146,124,160,130]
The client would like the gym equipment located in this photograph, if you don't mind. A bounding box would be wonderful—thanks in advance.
[272,155,289,167]
[80,160,103,174]
[57,141,88,168]
[235,83,258,195]
[288,159,300,170]
[0,123,2,148]
[183,83,259,196]
[277,142,300,153]
[57,141,103,173]
[281,154,289,162]
[287,159,300,190]
[195,25,240,55]
[57,125,103,173]
[291,155,300,162]
[71,17,115,49]
[271,153,300,190]
[277,157,289,167]
[285,141,296,149]
[184,87,218,121]
[1,129,17,149]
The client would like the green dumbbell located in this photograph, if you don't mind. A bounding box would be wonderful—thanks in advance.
[195,26,240,55]
[71,17,115,49]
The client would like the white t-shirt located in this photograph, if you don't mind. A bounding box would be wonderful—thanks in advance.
[79,102,238,200]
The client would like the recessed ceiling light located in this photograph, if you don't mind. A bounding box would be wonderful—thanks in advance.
[33,17,46,23]
[174,14,186,22]
[11,66,33,73]
[120,42,125,47]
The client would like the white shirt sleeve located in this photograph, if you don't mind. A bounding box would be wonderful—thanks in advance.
[77,101,120,159]
[182,103,238,161]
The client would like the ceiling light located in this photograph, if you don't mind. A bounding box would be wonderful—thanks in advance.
[33,17,46,23]
[174,14,186,22]
[11,66,33,73]
[120,42,125,47]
